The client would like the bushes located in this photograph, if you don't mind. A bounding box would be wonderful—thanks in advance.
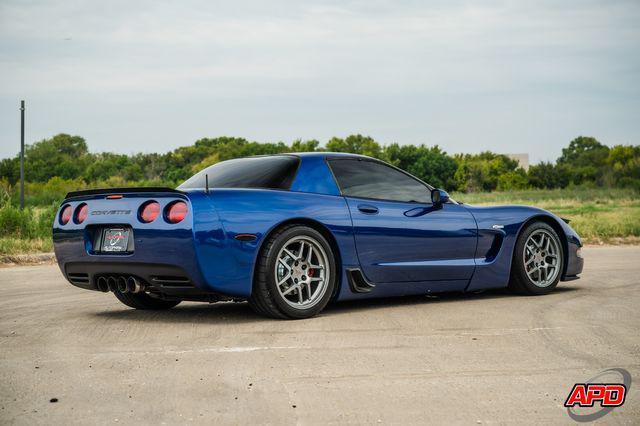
[0,203,55,240]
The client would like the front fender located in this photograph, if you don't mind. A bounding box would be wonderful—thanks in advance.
[463,205,582,291]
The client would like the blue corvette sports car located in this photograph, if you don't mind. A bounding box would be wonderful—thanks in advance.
[53,153,583,319]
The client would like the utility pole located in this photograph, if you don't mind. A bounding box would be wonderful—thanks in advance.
[20,100,25,209]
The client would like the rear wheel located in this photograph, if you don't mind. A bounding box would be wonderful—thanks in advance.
[113,291,181,310]
[509,221,564,295]
[249,224,336,319]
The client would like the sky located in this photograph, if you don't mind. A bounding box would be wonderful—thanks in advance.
[0,0,639,163]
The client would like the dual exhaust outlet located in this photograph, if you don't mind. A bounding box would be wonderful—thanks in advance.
[96,275,144,294]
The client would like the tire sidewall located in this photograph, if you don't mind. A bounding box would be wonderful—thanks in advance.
[264,226,336,318]
[514,222,564,295]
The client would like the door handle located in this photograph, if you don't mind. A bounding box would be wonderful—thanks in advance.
[357,204,379,214]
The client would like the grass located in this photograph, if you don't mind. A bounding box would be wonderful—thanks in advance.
[452,188,640,244]
[0,237,53,255]
[0,204,55,256]
[0,188,637,255]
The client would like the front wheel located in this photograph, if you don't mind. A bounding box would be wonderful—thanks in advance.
[249,225,336,319]
[509,222,564,295]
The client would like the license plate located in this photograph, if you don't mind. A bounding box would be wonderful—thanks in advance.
[101,228,130,252]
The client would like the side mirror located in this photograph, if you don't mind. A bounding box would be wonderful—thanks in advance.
[431,189,450,206]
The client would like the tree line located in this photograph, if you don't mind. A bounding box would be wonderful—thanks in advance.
[0,133,638,203]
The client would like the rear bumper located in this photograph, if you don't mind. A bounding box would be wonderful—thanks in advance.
[63,261,221,300]
[54,225,215,298]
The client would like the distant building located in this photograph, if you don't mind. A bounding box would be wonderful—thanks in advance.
[505,153,529,171]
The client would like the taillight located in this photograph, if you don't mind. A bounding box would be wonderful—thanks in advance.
[59,205,72,225]
[75,203,89,224]
[165,201,188,224]
[139,201,160,223]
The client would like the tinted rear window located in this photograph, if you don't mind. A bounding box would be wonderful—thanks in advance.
[178,156,300,190]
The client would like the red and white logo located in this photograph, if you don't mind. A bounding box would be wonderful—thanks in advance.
[565,368,631,422]
[564,383,626,407]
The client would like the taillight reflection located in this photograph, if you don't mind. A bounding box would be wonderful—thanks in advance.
[165,201,188,224]
[75,203,89,224]
[139,201,160,223]
[60,205,72,225]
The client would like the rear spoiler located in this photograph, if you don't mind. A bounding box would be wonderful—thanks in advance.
[65,187,183,200]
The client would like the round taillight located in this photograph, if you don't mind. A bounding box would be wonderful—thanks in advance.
[59,205,72,225]
[165,201,188,224]
[75,203,89,224]
[139,201,160,223]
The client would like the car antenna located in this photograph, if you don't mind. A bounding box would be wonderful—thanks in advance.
[205,174,210,194]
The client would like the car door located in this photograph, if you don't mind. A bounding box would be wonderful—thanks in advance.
[328,158,478,284]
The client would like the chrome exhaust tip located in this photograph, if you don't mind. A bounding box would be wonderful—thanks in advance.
[107,276,117,292]
[126,276,143,293]
[96,276,109,292]
[117,276,128,293]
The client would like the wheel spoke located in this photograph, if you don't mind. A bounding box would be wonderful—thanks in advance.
[278,257,292,271]
[282,284,298,296]
[283,248,298,261]
[277,273,292,287]
[306,282,313,299]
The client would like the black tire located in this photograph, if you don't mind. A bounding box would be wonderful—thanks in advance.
[249,224,337,319]
[509,221,564,295]
[113,291,181,310]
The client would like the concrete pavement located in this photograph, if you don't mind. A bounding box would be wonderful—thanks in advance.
[1,246,638,424]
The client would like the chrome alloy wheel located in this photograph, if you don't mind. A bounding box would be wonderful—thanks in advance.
[274,236,330,309]
[523,229,561,287]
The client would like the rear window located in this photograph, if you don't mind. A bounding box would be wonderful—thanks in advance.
[178,156,300,190]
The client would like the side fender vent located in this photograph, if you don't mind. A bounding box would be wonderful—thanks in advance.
[346,269,376,293]
[485,233,504,261]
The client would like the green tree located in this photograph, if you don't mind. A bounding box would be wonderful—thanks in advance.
[383,144,457,189]
[24,134,91,182]
[497,169,529,190]
[326,134,382,158]
[557,136,609,185]
[454,152,520,192]
[528,162,570,189]
[0,157,19,185]
[290,139,320,152]
[604,144,640,187]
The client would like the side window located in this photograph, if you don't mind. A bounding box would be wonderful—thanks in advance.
[328,159,431,203]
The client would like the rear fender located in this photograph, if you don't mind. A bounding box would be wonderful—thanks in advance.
[193,189,356,298]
